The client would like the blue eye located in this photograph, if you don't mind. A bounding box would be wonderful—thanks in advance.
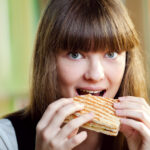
[105,52,118,59]
[68,52,83,59]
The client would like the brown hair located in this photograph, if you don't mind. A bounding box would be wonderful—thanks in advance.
[26,0,148,149]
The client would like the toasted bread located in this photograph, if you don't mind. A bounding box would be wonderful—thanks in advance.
[65,94,120,136]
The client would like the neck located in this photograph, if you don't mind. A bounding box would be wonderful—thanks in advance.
[73,128,103,150]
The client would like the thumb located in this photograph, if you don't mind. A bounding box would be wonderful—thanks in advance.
[120,123,135,139]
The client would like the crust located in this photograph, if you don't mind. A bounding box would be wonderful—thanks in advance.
[65,94,120,136]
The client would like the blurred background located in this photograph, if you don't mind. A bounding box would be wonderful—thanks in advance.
[0,0,150,116]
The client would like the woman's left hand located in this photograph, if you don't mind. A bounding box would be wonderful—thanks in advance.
[114,96,150,150]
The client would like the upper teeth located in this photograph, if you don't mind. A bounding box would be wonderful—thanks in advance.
[81,89,101,94]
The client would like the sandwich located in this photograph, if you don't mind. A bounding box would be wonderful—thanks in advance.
[65,94,120,136]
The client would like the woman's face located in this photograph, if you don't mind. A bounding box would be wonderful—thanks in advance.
[56,50,126,98]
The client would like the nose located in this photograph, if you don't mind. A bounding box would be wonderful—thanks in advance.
[84,58,105,82]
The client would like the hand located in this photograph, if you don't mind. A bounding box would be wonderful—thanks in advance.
[114,96,150,150]
[35,98,94,150]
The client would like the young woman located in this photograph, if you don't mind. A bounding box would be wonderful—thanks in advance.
[0,0,150,150]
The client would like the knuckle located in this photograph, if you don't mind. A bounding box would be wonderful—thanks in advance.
[57,108,67,116]
[60,98,67,103]
[67,121,76,129]
[48,103,57,111]
[81,115,88,121]
[141,104,145,110]
[139,111,145,119]
[82,114,91,120]
[65,143,71,150]
[140,97,145,102]
[41,130,49,141]
[49,139,57,148]
[71,136,79,145]
[140,98,147,105]
[59,98,65,101]
[138,122,145,130]
[36,123,43,133]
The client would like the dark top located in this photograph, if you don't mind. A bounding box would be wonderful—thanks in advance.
[6,110,128,150]
[6,110,36,150]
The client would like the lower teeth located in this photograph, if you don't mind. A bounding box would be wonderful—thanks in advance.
[77,89,105,96]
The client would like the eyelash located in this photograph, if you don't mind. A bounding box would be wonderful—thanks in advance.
[68,52,83,60]
[67,51,118,60]
[105,52,118,59]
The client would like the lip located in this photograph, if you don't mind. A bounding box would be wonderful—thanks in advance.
[76,87,107,91]
[75,87,107,96]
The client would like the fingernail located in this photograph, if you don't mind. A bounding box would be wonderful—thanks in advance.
[115,110,121,115]
[118,97,125,101]
[114,102,120,108]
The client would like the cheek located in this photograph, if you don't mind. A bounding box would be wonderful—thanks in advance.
[58,69,78,85]
[106,60,126,86]
[111,66,125,84]
[57,60,85,86]
[105,61,125,98]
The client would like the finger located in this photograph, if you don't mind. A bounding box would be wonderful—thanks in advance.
[114,99,150,117]
[67,128,79,139]
[114,101,141,110]
[116,109,150,128]
[40,102,84,140]
[56,112,94,140]
[49,102,84,128]
[120,118,150,140]
[119,96,148,106]
[118,96,150,112]
[65,131,87,149]
[37,98,73,130]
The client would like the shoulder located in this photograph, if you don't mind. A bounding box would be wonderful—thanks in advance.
[4,109,37,150]
[0,118,18,150]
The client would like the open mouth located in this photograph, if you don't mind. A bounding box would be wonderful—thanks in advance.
[76,89,106,96]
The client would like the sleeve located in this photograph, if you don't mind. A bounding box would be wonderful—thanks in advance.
[0,119,18,150]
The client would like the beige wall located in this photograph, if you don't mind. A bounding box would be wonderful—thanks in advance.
[125,0,150,95]
[125,0,145,51]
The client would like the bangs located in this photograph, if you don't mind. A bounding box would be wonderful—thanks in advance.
[53,0,139,53]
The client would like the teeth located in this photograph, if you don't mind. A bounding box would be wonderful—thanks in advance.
[81,89,101,94]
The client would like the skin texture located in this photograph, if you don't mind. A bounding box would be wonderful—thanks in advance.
[56,51,126,98]
[35,50,127,150]
[114,96,150,150]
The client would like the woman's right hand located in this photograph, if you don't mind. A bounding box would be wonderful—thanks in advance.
[35,98,94,150]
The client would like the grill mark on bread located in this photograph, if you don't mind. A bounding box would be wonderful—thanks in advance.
[75,103,119,123]
[65,94,120,136]
[75,98,115,114]
[75,98,115,112]
[74,95,117,111]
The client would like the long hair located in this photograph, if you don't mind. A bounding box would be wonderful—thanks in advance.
[26,0,148,149]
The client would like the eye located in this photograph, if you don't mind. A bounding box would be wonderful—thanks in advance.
[68,52,83,60]
[105,52,118,59]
